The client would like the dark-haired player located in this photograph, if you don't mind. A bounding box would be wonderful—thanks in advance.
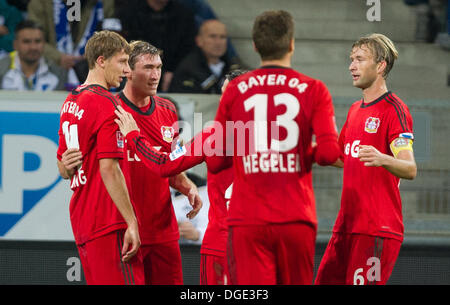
[210,10,341,285]
[117,40,202,285]
[200,69,247,285]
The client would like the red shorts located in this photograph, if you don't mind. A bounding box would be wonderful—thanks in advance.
[140,241,183,285]
[228,222,316,285]
[77,230,145,285]
[200,254,229,285]
[315,232,401,285]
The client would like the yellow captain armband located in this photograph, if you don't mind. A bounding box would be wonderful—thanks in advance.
[390,137,414,158]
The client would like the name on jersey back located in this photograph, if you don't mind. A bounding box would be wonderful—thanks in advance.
[237,74,308,94]
[61,100,84,120]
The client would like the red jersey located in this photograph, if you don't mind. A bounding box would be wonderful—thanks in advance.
[334,91,413,241]
[57,84,127,245]
[213,66,340,227]
[118,92,180,245]
[201,167,234,257]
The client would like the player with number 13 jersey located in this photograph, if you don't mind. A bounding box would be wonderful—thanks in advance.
[210,10,341,285]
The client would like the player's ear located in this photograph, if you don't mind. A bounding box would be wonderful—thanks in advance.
[377,60,387,76]
[289,38,295,53]
[252,41,258,53]
[96,55,106,69]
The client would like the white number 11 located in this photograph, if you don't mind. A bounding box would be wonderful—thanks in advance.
[62,121,80,149]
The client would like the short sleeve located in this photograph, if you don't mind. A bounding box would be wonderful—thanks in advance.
[386,102,414,145]
[56,125,67,161]
[97,113,124,160]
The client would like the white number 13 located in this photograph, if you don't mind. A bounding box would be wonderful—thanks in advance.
[244,93,300,152]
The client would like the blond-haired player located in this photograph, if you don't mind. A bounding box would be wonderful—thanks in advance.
[315,33,417,285]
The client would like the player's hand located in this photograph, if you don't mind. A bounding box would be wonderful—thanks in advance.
[186,187,202,219]
[121,222,141,262]
[61,148,83,171]
[114,105,140,137]
[178,221,200,241]
[358,145,387,167]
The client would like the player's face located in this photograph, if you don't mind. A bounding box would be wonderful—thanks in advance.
[129,53,162,96]
[349,45,378,90]
[104,49,130,88]
[197,21,227,60]
[14,29,44,65]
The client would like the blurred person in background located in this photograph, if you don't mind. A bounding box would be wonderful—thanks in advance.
[0,19,67,91]
[169,19,242,94]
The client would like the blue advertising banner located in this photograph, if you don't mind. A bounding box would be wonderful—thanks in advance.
[0,92,74,240]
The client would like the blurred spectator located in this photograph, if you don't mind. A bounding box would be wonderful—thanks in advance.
[117,0,197,92]
[172,174,209,245]
[434,0,450,50]
[168,19,242,94]
[27,0,117,88]
[6,0,29,14]
[0,0,23,59]
[0,20,67,91]
[404,0,447,43]
[178,0,242,65]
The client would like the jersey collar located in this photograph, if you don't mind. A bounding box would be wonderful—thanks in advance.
[119,91,156,116]
[360,91,391,108]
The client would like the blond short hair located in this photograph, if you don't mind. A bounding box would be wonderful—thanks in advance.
[352,33,399,78]
[85,31,131,69]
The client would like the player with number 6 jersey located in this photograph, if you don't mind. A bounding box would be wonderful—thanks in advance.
[209,10,341,285]
[315,33,417,285]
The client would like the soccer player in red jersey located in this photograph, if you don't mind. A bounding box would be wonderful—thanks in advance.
[117,40,202,285]
[315,33,417,285]
[199,70,246,285]
[56,31,144,285]
[208,10,341,285]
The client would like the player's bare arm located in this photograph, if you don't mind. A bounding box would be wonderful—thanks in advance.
[358,144,417,180]
[99,158,141,261]
[57,148,83,179]
[169,173,203,219]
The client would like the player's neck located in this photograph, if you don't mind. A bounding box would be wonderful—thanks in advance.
[260,47,293,68]
[84,69,109,89]
[123,85,151,108]
[260,58,291,68]
[362,77,388,104]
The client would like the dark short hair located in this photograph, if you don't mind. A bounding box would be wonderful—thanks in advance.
[14,19,44,36]
[128,40,163,70]
[225,69,248,81]
[252,10,294,60]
